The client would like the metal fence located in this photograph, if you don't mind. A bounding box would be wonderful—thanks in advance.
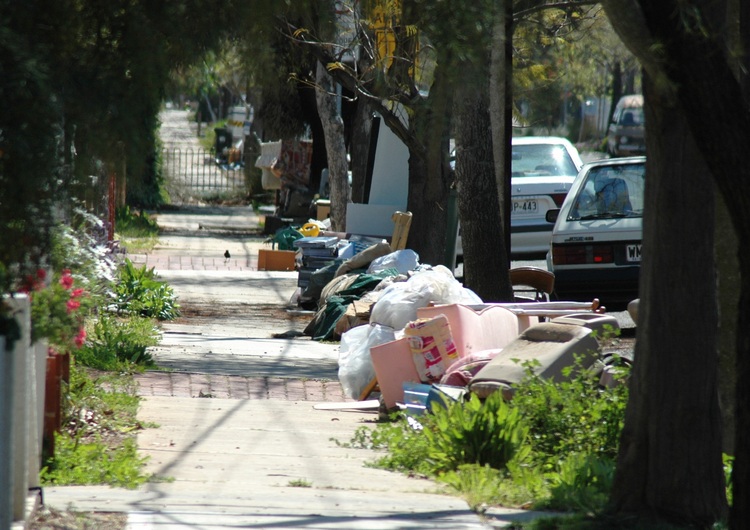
[161,147,246,202]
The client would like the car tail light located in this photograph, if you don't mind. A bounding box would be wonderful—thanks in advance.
[552,244,614,265]
[592,245,614,263]
[550,193,567,207]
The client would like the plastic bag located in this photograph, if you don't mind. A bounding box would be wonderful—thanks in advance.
[272,227,303,250]
[369,265,482,330]
[366,249,419,275]
[338,323,396,399]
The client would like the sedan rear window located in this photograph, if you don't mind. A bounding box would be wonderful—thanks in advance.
[568,163,646,220]
[511,145,579,177]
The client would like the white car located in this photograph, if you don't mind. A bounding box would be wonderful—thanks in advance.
[546,156,646,310]
[508,136,584,254]
[455,136,584,264]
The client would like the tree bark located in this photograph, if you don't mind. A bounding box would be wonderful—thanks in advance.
[315,62,350,231]
[454,50,512,302]
[489,1,513,274]
[609,71,727,526]
[349,95,372,204]
[404,67,453,268]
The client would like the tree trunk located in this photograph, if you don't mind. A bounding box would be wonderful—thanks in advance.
[733,254,750,528]
[454,51,512,302]
[610,74,727,525]
[404,68,453,268]
[715,195,738,456]
[349,95,372,204]
[315,62,350,231]
[489,1,513,288]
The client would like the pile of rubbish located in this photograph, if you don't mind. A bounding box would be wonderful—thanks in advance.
[290,235,632,414]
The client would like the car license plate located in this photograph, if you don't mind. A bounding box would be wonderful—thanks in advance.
[626,244,642,262]
[512,199,537,215]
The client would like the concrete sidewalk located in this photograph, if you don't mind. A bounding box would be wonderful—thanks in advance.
[39,203,543,528]
[45,397,507,529]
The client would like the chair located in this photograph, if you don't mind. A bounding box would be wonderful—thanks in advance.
[509,266,555,302]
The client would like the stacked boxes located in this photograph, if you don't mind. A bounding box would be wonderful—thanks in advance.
[293,236,342,290]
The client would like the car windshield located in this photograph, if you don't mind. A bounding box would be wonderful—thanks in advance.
[511,144,579,177]
[567,163,645,221]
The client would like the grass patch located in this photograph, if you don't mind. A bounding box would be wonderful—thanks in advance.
[115,206,159,253]
[40,365,152,489]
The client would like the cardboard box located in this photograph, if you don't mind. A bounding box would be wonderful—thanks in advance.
[316,200,331,220]
[258,249,296,271]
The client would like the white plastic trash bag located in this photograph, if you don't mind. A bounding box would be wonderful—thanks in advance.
[369,265,482,330]
[367,249,419,275]
[338,323,397,399]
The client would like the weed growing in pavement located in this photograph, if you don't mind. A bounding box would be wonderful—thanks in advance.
[113,258,180,320]
[288,478,313,488]
[439,464,507,512]
[424,392,529,473]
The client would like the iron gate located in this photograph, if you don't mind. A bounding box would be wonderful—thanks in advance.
[160,147,246,200]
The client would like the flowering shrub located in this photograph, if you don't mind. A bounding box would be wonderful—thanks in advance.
[26,268,92,355]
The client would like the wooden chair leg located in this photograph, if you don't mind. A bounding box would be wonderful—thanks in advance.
[358,377,380,401]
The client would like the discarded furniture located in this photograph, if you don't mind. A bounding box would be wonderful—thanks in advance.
[390,211,413,251]
[468,321,600,400]
[370,304,523,408]
[509,266,555,302]
[369,300,608,408]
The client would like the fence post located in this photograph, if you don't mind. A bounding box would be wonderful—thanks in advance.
[27,341,47,492]
[0,335,12,529]
[0,295,32,526]
[10,295,31,522]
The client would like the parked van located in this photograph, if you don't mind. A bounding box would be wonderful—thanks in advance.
[546,156,646,310]
[606,94,645,157]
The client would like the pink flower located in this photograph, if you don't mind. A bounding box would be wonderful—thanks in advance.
[36,269,47,281]
[60,271,74,290]
[66,299,81,313]
[74,328,87,348]
[71,288,85,298]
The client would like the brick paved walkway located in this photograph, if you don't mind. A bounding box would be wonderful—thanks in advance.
[134,371,350,402]
[127,253,261,272]
[124,249,354,403]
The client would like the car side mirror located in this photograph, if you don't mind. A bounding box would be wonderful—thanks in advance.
[546,209,560,223]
